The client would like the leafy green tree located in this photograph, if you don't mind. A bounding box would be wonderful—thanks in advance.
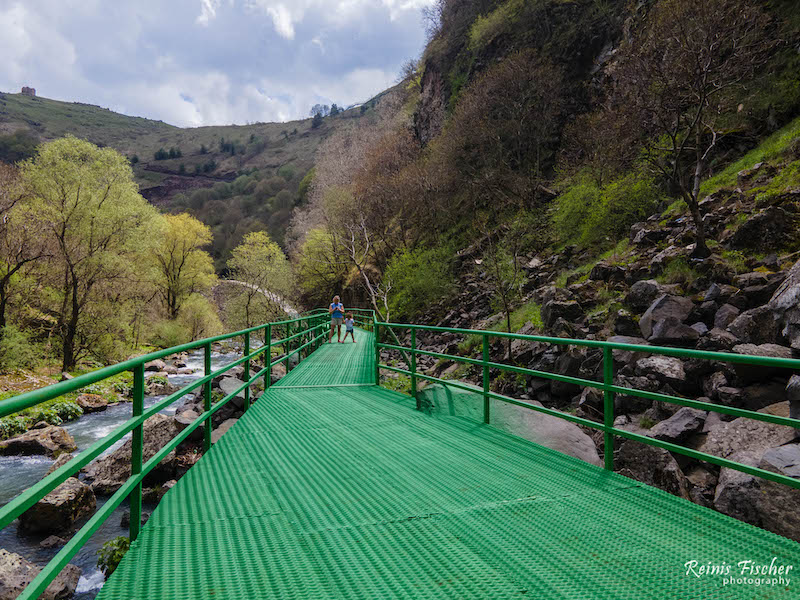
[152,213,217,319]
[311,113,324,129]
[296,228,349,306]
[19,136,161,371]
[0,130,39,164]
[154,148,168,160]
[227,231,293,328]
[330,104,340,116]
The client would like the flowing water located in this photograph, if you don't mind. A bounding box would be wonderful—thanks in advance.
[0,345,248,598]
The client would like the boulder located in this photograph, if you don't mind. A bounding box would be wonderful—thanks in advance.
[696,327,739,351]
[211,418,238,444]
[541,300,583,329]
[177,367,194,375]
[218,377,246,409]
[418,383,601,466]
[635,356,686,388]
[616,441,690,499]
[686,465,718,508]
[19,478,96,535]
[144,359,166,372]
[83,413,180,494]
[714,447,800,542]
[75,393,106,413]
[647,318,700,346]
[120,510,151,528]
[639,295,693,340]
[727,306,781,345]
[589,262,625,283]
[700,413,796,459]
[730,206,796,252]
[550,350,584,397]
[769,258,800,350]
[713,304,740,330]
[787,375,800,440]
[626,280,667,312]
[613,374,658,414]
[607,336,649,366]
[0,426,76,457]
[731,343,793,384]
[142,480,177,504]
[46,453,74,476]
[647,407,706,443]
[0,549,80,600]
[39,536,66,549]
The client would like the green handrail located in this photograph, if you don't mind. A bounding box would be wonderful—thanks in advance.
[375,320,800,493]
[0,311,328,600]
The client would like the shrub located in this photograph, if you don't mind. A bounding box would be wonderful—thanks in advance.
[0,325,39,371]
[0,416,27,439]
[385,245,456,319]
[554,172,663,247]
[150,320,191,348]
[469,0,524,51]
[97,536,130,578]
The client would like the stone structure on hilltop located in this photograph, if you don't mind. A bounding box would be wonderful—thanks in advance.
[21,86,35,97]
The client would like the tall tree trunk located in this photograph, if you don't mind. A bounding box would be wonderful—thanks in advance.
[62,277,80,372]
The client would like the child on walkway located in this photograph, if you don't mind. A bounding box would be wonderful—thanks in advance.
[343,313,356,343]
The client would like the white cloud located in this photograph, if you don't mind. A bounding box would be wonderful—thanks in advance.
[196,0,224,26]
[265,4,295,39]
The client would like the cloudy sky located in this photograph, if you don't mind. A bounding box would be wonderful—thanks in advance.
[0,0,432,127]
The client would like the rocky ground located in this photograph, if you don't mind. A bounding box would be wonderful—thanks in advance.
[394,162,800,542]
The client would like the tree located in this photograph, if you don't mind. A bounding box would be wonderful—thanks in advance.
[296,228,350,306]
[311,113,324,129]
[330,104,340,117]
[152,213,217,320]
[0,130,39,164]
[227,231,293,328]
[0,164,48,332]
[19,136,161,371]
[614,0,773,258]
[310,104,330,117]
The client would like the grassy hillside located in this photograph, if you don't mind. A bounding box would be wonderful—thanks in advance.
[0,90,390,267]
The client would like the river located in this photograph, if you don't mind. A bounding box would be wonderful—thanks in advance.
[0,345,247,598]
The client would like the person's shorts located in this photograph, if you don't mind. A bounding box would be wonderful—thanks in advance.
[331,317,343,326]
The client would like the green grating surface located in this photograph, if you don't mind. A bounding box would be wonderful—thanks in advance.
[97,334,800,599]
[275,327,375,387]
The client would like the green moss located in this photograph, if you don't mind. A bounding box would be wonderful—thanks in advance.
[457,301,543,354]
[657,258,700,288]
[720,250,749,274]
[639,416,656,429]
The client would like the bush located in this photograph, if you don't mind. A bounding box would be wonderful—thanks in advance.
[150,320,191,348]
[554,172,663,247]
[385,245,456,319]
[0,325,39,371]
[0,416,27,439]
[97,536,130,579]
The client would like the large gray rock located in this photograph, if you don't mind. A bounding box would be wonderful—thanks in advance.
[75,393,107,413]
[700,412,796,459]
[626,280,667,313]
[418,383,601,466]
[647,407,706,443]
[714,446,800,542]
[731,343,793,384]
[648,318,700,346]
[726,306,781,345]
[769,258,800,350]
[0,426,76,458]
[218,377,246,409]
[639,295,693,340]
[0,549,80,600]
[550,349,584,398]
[541,300,583,329]
[635,355,686,388]
[616,441,690,499]
[211,418,238,444]
[787,375,800,440]
[713,304,740,330]
[19,478,96,535]
[83,414,179,494]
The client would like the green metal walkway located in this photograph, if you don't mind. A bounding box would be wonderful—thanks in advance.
[97,329,800,599]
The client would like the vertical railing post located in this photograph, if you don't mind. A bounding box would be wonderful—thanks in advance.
[129,364,145,542]
[603,346,615,471]
[243,331,250,411]
[410,328,417,399]
[286,321,293,372]
[203,342,212,452]
[264,323,271,391]
[374,320,381,385]
[482,334,490,425]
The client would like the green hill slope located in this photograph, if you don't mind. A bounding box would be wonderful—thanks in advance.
[0,90,388,266]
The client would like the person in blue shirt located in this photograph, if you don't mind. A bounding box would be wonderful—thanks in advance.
[328,295,345,343]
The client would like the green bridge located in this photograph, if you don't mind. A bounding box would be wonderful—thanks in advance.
[2,309,800,599]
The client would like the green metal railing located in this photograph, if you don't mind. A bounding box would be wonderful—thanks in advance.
[374,321,800,492]
[0,312,328,600]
